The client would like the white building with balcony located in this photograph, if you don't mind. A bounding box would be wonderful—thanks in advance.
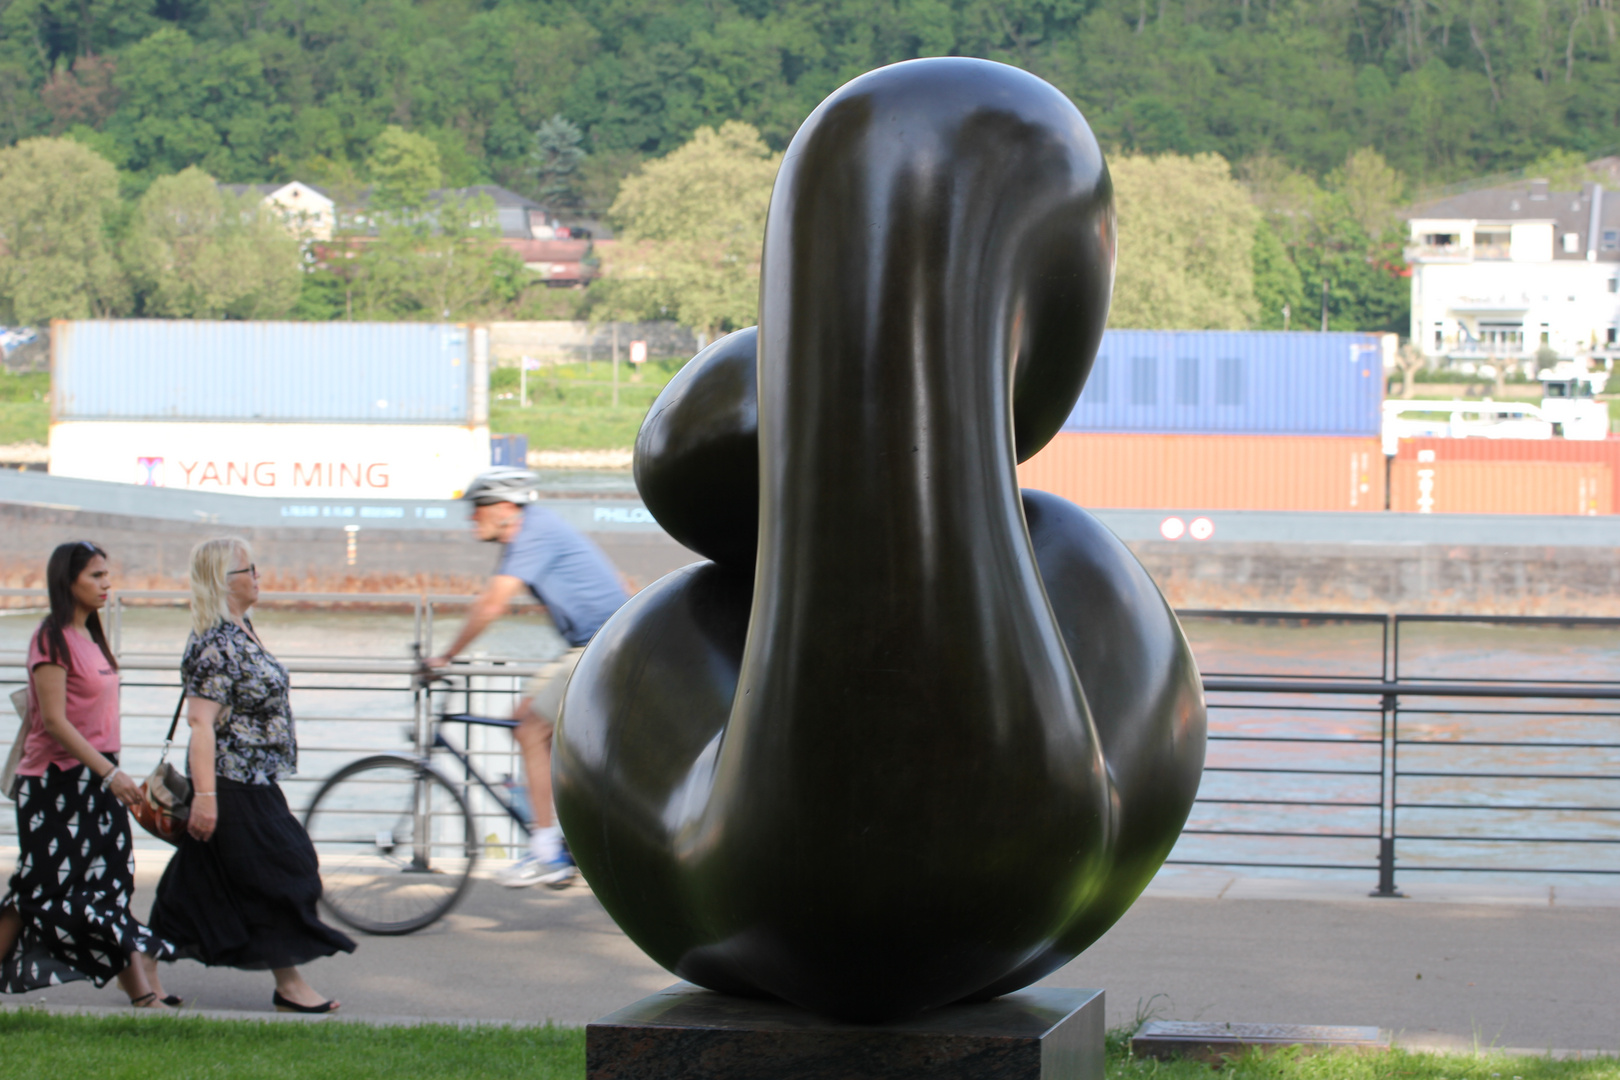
[1406,179,1620,363]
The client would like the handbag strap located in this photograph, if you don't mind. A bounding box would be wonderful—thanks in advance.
[159,687,186,763]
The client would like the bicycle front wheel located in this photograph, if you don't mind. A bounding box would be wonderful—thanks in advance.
[303,755,476,935]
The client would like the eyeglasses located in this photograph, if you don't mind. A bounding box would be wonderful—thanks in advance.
[227,564,259,578]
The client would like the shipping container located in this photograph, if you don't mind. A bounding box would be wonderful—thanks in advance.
[490,433,529,467]
[1062,330,1388,437]
[53,320,489,424]
[1017,433,1384,512]
[1395,436,1620,511]
[49,421,489,501]
[1390,459,1611,515]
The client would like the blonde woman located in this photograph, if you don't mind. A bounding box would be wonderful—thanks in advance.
[148,538,354,1014]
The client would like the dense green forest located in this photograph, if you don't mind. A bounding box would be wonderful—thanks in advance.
[1,0,1615,203]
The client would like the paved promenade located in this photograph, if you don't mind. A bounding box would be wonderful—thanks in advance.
[4,854,1616,1054]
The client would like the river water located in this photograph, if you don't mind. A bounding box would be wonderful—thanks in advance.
[3,605,1616,888]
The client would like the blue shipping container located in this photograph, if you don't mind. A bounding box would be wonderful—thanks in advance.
[490,433,529,467]
[1062,330,1385,437]
[53,320,482,423]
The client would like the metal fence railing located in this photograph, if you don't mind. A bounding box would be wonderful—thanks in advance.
[0,589,548,860]
[1177,610,1620,893]
[3,593,1618,892]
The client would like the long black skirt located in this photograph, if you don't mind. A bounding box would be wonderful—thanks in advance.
[2,758,175,992]
[149,778,355,970]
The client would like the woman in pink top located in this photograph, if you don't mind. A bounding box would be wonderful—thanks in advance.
[0,541,176,1006]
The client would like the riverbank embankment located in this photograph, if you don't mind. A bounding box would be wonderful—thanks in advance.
[3,472,1618,613]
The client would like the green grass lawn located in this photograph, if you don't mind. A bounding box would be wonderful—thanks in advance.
[1113,1044,1618,1080]
[0,402,46,444]
[0,371,48,444]
[489,403,653,452]
[0,1011,585,1080]
[489,360,680,451]
[0,397,647,452]
[2,1013,1613,1080]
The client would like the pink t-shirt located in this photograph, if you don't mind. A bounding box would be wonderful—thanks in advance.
[18,625,121,776]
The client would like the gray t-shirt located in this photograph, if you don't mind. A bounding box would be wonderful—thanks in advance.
[498,505,629,647]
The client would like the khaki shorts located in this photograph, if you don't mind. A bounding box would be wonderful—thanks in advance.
[520,646,586,723]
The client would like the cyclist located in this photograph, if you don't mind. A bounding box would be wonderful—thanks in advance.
[427,467,629,887]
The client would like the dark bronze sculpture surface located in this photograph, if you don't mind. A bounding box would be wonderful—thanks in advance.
[555,56,1206,1024]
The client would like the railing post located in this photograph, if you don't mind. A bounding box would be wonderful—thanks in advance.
[1371,690,1403,897]
[1375,837,1398,897]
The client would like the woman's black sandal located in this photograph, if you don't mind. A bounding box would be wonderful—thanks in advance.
[129,992,160,1008]
[161,995,184,1007]
[273,991,339,1014]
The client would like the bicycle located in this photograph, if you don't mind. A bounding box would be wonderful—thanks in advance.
[302,650,567,935]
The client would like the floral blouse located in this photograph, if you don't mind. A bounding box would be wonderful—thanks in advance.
[181,619,297,785]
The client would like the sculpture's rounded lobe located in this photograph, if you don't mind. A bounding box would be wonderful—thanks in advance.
[634,328,760,569]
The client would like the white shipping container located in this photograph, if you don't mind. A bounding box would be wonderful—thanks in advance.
[49,421,491,501]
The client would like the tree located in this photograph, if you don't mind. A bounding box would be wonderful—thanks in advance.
[124,166,302,319]
[1524,148,1604,190]
[1394,342,1427,398]
[0,137,126,324]
[1331,149,1405,242]
[599,121,779,337]
[40,55,119,134]
[1108,153,1259,330]
[531,114,586,208]
[349,193,524,320]
[1244,149,1411,334]
[367,126,443,212]
[1252,219,1305,330]
[97,27,287,185]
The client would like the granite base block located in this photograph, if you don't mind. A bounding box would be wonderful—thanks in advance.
[587,983,1105,1080]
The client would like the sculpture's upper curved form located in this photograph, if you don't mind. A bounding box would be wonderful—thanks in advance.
[559,57,1205,1024]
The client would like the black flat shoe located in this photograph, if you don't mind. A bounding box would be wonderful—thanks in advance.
[273,990,339,1014]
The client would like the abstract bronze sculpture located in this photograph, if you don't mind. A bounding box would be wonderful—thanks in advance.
[555,56,1206,1024]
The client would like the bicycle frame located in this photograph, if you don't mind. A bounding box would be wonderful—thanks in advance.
[410,650,535,866]
[431,713,533,839]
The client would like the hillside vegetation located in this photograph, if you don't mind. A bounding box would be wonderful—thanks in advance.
[1,0,1612,200]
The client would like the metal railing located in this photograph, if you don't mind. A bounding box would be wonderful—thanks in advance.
[0,589,551,860]
[3,593,1618,893]
[1177,610,1620,893]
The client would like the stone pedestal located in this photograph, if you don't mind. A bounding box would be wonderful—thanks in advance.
[587,983,1105,1080]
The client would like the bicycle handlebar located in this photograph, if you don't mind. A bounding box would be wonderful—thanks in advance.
[410,643,451,689]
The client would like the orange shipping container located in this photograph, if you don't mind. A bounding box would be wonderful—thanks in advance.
[1017,433,1384,511]
[1395,436,1620,511]
[1389,460,1612,515]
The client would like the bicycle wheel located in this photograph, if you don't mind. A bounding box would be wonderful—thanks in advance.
[303,754,477,935]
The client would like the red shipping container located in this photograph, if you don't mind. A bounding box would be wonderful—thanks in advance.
[1389,460,1612,515]
[1394,436,1620,512]
[1016,433,1384,511]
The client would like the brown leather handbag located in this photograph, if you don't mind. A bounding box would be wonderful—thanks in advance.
[132,691,192,844]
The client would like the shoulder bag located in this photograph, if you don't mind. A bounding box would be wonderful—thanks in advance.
[132,690,194,844]
[2,686,30,801]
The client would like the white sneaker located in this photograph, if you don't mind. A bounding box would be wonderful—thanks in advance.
[496,852,577,889]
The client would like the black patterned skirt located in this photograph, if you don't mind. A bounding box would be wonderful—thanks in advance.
[149,778,355,971]
[1,758,175,993]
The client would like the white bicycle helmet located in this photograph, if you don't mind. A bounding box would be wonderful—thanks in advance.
[462,467,541,506]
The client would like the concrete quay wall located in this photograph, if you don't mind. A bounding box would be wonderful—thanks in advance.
[0,501,699,597]
[1134,540,1620,615]
[3,497,1618,615]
